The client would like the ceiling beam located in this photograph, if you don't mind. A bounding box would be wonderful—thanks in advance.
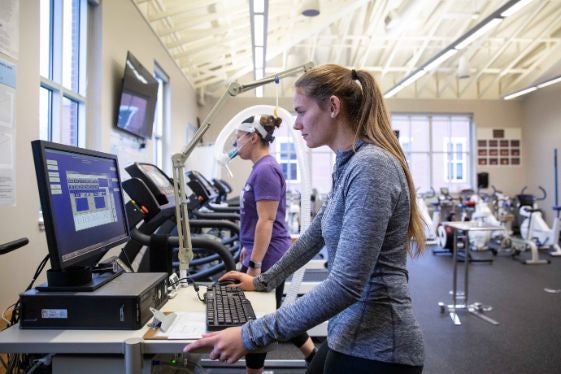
[219,0,371,90]
[145,0,221,22]
[479,4,561,97]
[458,0,549,98]
[353,0,392,68]
[502,41,561,94]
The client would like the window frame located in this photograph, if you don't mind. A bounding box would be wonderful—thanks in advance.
[392,113,474,192]
[153,63,170,172]
[39,0,88,146]
[274,136,300,183]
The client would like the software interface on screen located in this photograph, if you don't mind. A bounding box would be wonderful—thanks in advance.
[45,148,128,265]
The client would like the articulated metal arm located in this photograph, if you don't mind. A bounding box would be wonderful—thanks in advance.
[171,62,314,280]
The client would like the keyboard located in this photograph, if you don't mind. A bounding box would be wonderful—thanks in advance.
[205,284,256,331]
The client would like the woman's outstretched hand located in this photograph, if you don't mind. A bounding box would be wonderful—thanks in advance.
[183,326,247,364]
[219,271,256,291]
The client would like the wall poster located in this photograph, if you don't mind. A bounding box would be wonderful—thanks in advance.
[0,58,16,206]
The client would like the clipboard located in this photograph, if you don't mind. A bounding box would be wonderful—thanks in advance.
[143,311,206,340]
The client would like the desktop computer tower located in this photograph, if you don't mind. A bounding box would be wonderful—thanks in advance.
[20,272,168,330]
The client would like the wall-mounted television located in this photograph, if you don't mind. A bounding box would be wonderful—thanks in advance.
[116,51,158,139]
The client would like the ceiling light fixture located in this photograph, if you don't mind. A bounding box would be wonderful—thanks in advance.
[301,0,320,17]
[383,0,535,98]
[536,75,561,89]
[423,49,458,72]
[503,74,561,100]
[454,18,503,50]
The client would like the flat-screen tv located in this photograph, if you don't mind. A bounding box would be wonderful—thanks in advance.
[116,51,158,139]
[32,140,130,291]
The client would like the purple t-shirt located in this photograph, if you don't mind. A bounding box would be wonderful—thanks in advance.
[240,155,291,271]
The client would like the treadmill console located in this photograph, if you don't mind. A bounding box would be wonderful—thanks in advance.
[125,163,175,205]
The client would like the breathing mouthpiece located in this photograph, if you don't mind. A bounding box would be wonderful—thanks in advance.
[217,152,235,177]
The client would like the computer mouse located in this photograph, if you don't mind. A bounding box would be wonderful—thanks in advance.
[218,279,240,286]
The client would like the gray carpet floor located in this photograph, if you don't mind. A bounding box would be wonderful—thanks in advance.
[409,247,561,374]
[201,247,561,373]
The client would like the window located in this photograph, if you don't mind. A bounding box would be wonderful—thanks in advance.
[153,64,169,172]
[392,114,473,193]
[40,0,88,146]
[276,137,299,182]
[446,138,467,181]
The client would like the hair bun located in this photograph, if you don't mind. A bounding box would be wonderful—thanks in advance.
[272,116,282,128]
[259,114,282,128]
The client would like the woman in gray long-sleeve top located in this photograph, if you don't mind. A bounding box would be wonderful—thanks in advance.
[185,64,427,373]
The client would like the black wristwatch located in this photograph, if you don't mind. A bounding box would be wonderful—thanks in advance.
[248,260,262,269]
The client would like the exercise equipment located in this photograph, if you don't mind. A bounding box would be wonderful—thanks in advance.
[503,187,550,265]
[119,163,240,280]
[416,188,437,244]
[550,148,561,256]
[435,187,472,252]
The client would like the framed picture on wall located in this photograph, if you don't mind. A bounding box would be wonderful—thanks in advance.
[477,128,522,168]
[493,129,505,138]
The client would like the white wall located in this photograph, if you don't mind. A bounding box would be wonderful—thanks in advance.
[0,0,45,320]
[522,83,561,225]
[0,1,198,314]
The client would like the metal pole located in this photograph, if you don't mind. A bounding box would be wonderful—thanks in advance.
[124,338,143,374]
[554,148,558,213]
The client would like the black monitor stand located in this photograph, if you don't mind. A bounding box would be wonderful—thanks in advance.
[35,265,124,292]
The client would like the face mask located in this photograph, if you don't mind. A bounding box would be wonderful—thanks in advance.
[217,134,251,177]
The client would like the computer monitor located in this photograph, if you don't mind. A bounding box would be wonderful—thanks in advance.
[31,140,130,291]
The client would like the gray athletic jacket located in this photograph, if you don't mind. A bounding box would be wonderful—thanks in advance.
[241,141,424,366]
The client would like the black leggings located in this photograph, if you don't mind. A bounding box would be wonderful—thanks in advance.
[241,265,310,369]
[307,340,423,374]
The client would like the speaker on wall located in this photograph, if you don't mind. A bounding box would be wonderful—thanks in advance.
[477,172,489,189]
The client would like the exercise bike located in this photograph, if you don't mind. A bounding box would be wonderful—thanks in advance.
[518,187,561,257]
[435,188,475,252]
[505,188,551,265]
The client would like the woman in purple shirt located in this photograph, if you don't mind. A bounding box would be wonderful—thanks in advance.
[233,114,316,373]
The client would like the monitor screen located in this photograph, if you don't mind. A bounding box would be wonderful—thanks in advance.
[116,51,158,139]
[32,140,130,272]
[125,162,175,205]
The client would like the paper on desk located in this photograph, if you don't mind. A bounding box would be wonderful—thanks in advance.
[154,312,206,340]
